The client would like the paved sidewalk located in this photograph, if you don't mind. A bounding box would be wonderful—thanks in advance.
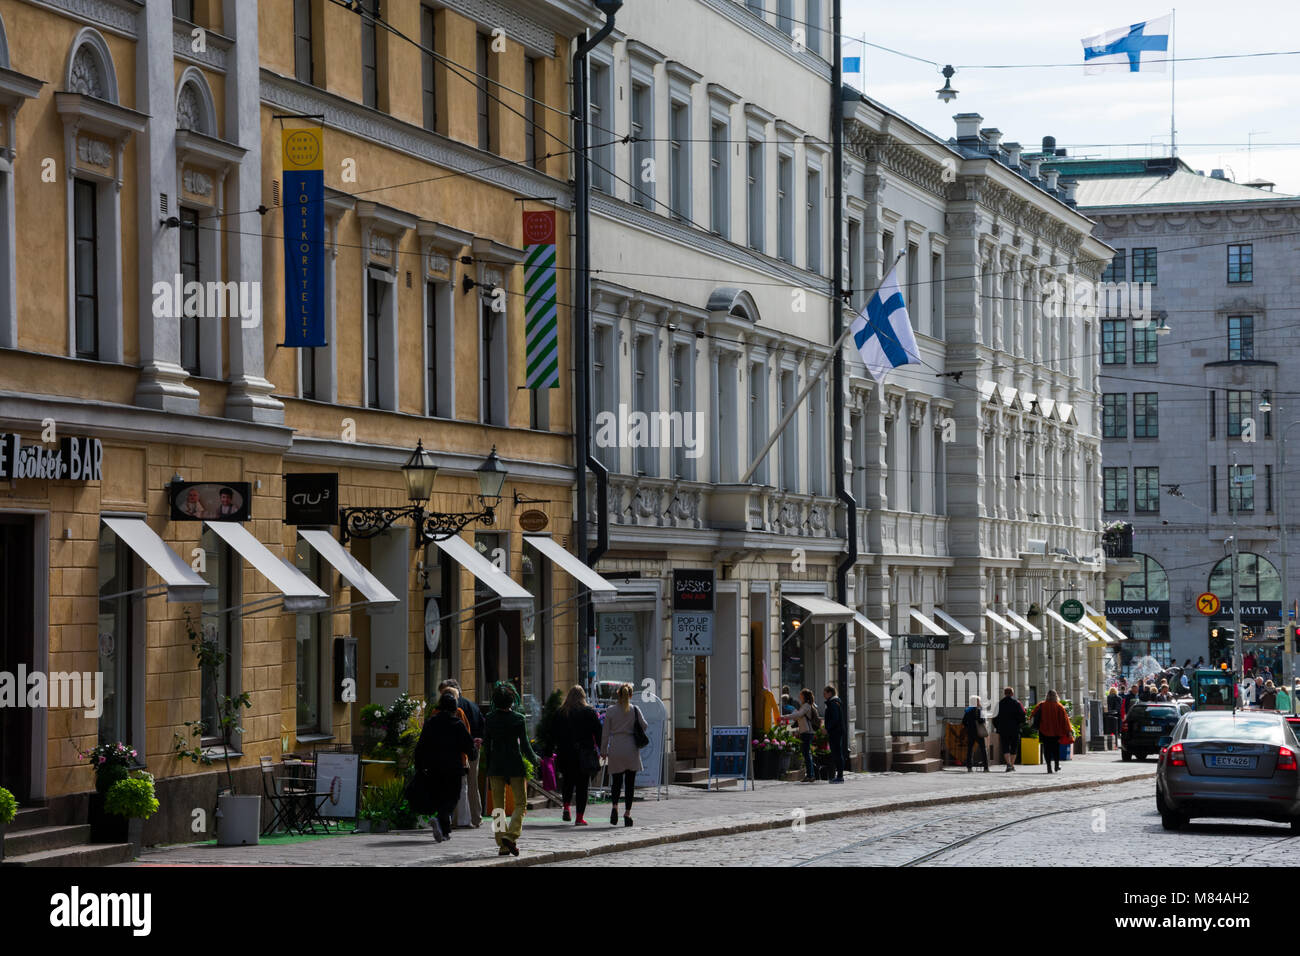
[130,752,1155,867]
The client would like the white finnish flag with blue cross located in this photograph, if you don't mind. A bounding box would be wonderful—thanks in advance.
[850,267,920,383]
[1082,14,1170,73]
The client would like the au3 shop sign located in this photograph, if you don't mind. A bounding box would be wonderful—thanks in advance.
[0,433,103,481]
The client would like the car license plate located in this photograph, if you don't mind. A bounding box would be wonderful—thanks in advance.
[1143,725,1161,732]
[1207,755,1255,769]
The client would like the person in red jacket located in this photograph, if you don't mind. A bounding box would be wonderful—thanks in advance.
[1031,690,1074,774]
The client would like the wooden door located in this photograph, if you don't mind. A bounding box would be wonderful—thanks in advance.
[0,517,34,802]
[673,655,709,759]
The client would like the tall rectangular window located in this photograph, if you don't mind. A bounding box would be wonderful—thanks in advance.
[631,82,653,209]
[670,100,690,220]
[1266,463,1274,513]
[747,360,766,485]
[930,253,943,336]
[779,370,797,491]
[1135,466,1159,513]
[73,178,99,360]
[1102,393,1127,438]
[710,120,728,237]
[1227,243,1252,283]
[173,0,194,21]
[1131,247,1157,284]
[1101,319,1125,364]
[592,324,615,468]
[776,154,793,263]
[806,168,822,275]
[476,32,492,152]
[361,0,379,109]
[480,301,503,426]
[805,0,821,54]
[1133,324,1157,364]
[1228,315,1254,360]
[200,529,235,743]
[179,207,200,375]
[847,220,861,311]
[294,0,314,85]
[1103,466,1128,512]
[1133,392,1158,438]
[747,139,763,250]
[525,56,540,169]
[1210,465,1217,513]
[933,427,946,514]
[906,241,918,316]
[882,231,894,275]
[426,282,440,416]
[809,383,824,496]
[909,423,921,512]
[1209,390,1217,438]
[1228,390,1252,438]
[97,527,135,750]
[421,5,437,130]
[634,335,655,476]
[718,355,738,483]
[776,0,794,35]
[294,548,325,734]
[1230,464,1254,513]
[589,62,612,192]
[1101,248,1125,283]
[366,276,383,407]
[674,345,695,480]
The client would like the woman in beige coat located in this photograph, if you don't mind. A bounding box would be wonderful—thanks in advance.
[600,684,648,827]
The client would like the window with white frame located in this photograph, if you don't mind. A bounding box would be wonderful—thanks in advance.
[779,368,798,491]
[747,137,764,251]
[361,0,380,109]
[673,341,696,480]
[748,358,767,485]
[670,98,690,220]
[806,166,822,275]
[848,219,862,312]
[480,291,508,426]
[179,206,201,374]
[932,424,946,514]
[589,58,613,192]
[592,320,617,469]
[425,278,454,418]
[806,0,822,54]
[631,80,654,209]
[777,153,793,263]
[73,178,100,360]
[717,352,739,482]
[911,422,923,513]
[851,410,866,505]
[634,332,657,476]
[809,378,825,495]
[710,118,728,237]
[931,252,943,338]
[295,0,314,85]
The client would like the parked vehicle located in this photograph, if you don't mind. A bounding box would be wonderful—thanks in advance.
[1189,669,1235,711]
[1156,711,1300,831]
[1121,701,1190,761]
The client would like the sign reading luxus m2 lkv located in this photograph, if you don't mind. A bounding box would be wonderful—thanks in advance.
[281,127,326,348]
[0,434,102,481]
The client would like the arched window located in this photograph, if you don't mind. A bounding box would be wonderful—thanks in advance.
[1106,553,1169,601]
[1209,553,1282,603]
[65,28,118,103]
[175,69,217,136]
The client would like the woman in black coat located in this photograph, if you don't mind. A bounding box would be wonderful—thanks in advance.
[411,691,476,842]
[991,687,1025,772]
[553,685,602,825]
[962,696,990,772]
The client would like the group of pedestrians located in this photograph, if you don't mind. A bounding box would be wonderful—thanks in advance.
[408,680,651,856]
[782,685,849,783]
[961,687,1073,774]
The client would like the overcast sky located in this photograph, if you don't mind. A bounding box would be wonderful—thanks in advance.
[841,0,1300,194]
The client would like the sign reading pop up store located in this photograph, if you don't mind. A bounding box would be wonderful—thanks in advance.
[0,433,102,481]
[672,568,714,656]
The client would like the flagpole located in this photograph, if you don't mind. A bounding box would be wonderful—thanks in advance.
[739,251,906,485]
[1170,8,1176,157]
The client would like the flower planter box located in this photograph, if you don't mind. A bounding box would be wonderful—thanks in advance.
[1019,737,1040,766]
[754,750,782,779]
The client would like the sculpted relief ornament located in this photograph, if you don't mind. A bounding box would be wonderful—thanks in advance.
[70,47,106,99]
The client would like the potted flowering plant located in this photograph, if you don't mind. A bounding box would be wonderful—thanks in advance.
[104,771,159,856]
[751,724,798,778]
[77,740,142,843]
[0,786,16,862]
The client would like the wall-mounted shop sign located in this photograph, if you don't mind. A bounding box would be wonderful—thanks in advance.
[1211,601,1282,619]
[673,568,714,612]
[672,611,715,656]
[906,634,949,651]
[0,434,102,481]
[518,509,549,532]
[1106,601,1170,621]
[285,473,338,526]
[169,481,251,521]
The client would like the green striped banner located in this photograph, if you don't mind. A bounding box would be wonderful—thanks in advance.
[523,241,559,389]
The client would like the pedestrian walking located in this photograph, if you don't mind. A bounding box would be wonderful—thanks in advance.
[1260,680,1278,710]
[481,681,538,857]
[962,696,990,772]
[1031,690,1072,774]
[823,685,847,782]
[1105,686,1122,736]
[553,685,601,825]
[439,678,483,826]
[787,689,818,782]
[991,687,1025,772]
[410,691,476,842]
[1278,683,1292,713]
[601,683,649,827]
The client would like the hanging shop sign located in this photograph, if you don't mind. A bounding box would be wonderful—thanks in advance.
[1211,601,1281,619]
[906,634,949,651]
[1060,599,1085,623]
[1106,601,1170,621]
[281,127,326,348]
[673,568,714,611]
[672,611,715,656]
[168,481,251,521]
[522,210,559,389]
[0,434,102,481]
[518,509,549,532]
[284,472,338,526]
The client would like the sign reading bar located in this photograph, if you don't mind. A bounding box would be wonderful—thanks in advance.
[281,127,326,348]
[285,472,338,526]
[672,611,715,656]
[169,481,251,522]
[0,434,102,481]
[673,568,715,612]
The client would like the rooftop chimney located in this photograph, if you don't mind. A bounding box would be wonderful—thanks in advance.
[1211,169,1226,180]
[1043,169,1059,192]
[953,112,984,142]
[1003,141,1023,168]
[1024,156,1042,180]
[980,127,1003,153]
[1042,135,1057,154]
[1060,179,1078,205]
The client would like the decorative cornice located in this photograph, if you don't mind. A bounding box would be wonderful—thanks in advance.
[439,0,558,57]
[173,22,231,73]
[25,0,139,39]
[260,71,573,210]
[697,0,832,81]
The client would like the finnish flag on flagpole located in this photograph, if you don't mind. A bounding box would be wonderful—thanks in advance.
[1081,14,1170,74]
[850,267,920,383]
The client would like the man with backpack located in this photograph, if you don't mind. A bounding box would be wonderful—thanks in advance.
[823,685,847,783]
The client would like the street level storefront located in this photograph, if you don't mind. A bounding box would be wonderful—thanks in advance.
[1207,553,1283,669]
[1106,553,1171,675]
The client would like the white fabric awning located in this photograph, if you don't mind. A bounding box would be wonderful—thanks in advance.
[852,612,893,650]
[985,609,1020,639]
[203,521,327,612]
[1044,607,1085,636]
[101,517,209,603]
[909,609,947,636]
[432,534,533,611]
[1105,620,1130,642]
[1079,615,1112,644]
[1004,609,1042,641]
[783,594,856,625]
[523,535,618,604]
[931,608,975,644]
[297,529,398,606]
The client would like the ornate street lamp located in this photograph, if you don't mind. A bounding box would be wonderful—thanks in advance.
[339,441,508,544]
[936,65,958,104]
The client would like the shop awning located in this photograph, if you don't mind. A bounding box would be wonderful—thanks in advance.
[1043,607,1085,636]
[297,529,398,606]
[203,521,327,612]
[852,612,893,651]
[432,534,533,611]
[909,609,947,636]
[101,517,209,603]
[522,534,618,604]
[1083,603,1127,641]
[1105,620,1130,642]
[1004,609,1043,641]
[931,608,976,644]
[1079,615,1112,644]
[985,609,1020,639]
[783,594,856,625]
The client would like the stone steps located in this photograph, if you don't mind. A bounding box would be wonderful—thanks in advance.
[892,745,942,773]
[2,805,133,868]
[2,842,134,868]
